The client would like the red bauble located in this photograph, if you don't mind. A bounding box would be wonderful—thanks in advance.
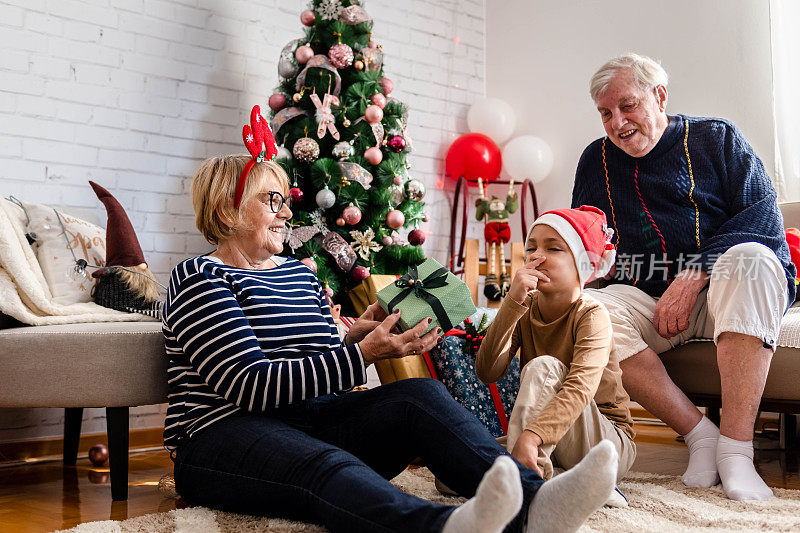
[300,257,317,273]
[89,443,109,466]
[351,265,370,281]
[386,209,405,229]
[290,187,303,203]
[343,205,362,225]
[300,9,316,26]
[364,146,383,165]
[371,92,386,109]
[379,77,393,96]
[408,229,426,246]
[268,93,287,112]
[387,135,406,153]
[445,133,502,184]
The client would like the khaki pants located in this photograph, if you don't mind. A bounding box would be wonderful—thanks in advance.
[505,356,636,482]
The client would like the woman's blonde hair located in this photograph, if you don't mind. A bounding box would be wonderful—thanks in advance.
[191,155,289,245]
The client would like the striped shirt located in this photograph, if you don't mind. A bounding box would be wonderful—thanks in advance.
[162,255,367,450]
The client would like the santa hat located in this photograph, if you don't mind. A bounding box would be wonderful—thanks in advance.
[89,181,146,267]
[527,205,616,286]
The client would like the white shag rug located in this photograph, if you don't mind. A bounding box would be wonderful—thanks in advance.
[56,468,800,533]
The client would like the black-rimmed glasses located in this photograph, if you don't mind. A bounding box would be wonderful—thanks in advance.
[262,190,292,213]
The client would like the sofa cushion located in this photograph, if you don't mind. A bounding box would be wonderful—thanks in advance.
[0,321,167,408]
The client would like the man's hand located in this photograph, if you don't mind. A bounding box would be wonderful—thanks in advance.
[510,429,543,477]
[652,269,709,339]
[344,301,388,345]
[507,257,550,305]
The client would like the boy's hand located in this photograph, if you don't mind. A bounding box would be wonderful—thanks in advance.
[511,430,543,477]
[507,257,550,305]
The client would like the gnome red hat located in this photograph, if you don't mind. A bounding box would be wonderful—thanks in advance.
[527,205,616,286]
[89,181,146,268]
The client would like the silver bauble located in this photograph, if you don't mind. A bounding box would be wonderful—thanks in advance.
[389,185,405,206]
[293,137,320,163]
[332,141,355,160]
[406,179,426,201]
[316,187,336,209]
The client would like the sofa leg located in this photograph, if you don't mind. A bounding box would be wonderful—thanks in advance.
[63,408,83,466]
[782,414,798,449]
[106,407,129,501]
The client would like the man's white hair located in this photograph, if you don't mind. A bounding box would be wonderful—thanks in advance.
[589,53,669,102]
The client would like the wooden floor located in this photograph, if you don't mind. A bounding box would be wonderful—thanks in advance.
[1,425,798,533]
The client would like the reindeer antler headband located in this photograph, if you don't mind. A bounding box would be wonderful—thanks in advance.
[235,105,279,209]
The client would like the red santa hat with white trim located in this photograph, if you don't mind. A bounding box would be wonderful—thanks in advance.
[527,205,616,286]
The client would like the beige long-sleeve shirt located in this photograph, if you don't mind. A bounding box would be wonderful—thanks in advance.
[476,292,634,445]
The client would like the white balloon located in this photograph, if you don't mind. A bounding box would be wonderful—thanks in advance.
[467,97,516,143]
[502,136,553,182]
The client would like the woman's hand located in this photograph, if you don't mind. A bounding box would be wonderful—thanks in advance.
[344,301,389,345]
[511,430,543,477]
[358,310,442,366]
[507,257,550,305]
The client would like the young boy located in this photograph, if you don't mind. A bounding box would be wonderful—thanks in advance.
[476,206,636,492]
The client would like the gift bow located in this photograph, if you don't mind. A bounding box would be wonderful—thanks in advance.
[388,265,453,332]
[310,92,340,140]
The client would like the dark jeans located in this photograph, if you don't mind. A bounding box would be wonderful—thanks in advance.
[173,378,544,533]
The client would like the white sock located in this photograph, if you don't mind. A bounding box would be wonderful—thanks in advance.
[681,416,720,488]
[716,435,773,501]
[605,487,628,508]
[526,440,617,533]
[442,455,522,533]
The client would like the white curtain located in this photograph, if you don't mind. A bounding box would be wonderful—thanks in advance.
[770,0,800,201]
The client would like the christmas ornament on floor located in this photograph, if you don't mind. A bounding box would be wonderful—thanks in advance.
[89,443,109,467]
[476,178,518,301]
[89,181,162,318]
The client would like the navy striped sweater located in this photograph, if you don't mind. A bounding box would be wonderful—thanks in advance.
[162,255,367,450]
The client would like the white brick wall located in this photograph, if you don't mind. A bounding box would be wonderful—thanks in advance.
[0,0,486,443]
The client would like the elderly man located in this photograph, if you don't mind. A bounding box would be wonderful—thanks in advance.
[572,53,796,501]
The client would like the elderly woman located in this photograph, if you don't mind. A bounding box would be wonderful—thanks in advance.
[162,148,619,532]
[572,53,796,501]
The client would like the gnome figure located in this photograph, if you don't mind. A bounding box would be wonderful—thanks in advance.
[89,181,161,317]
[475,178,518,301]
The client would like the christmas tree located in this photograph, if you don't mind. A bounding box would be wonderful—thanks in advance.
[266,0,427,305]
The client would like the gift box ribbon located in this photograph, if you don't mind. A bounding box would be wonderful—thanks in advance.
[387,265,453,332]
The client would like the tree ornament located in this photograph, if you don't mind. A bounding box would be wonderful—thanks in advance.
[300,9,316,26]
[371,92,386,109]
[295,44,314,64]
[364,146,383,165]
[343,117,351,127]
[324,285,334,298]
[318,0,343,20]
[332,140,355,160]
[422,212,430,222]
[386,209,405,229]
[315,187,336,209]
[379,77,393,96]
[393,175,404,186]
[382,235,393,246]
[389,184,405,205]
[349,228,382,260]
[268,93,287,112]
[328,43,354,69]
[336,217,346,227]
[293,137,320,162]
[387,135,406,153]
[300,257,318,273]
[351,265,370,281]
[408,228,426,246]
[406,178,426,201]
[290,187,303,203]
[354,60,364,70]
[293,92,302,103]
[365,104,383,124]
[343,204,362,225]
[310,91,340,140]
[89,443,109,466]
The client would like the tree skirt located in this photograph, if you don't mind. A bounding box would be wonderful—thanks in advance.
[57,468,800,533]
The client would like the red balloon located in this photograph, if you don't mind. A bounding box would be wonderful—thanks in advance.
[445,133,502,184]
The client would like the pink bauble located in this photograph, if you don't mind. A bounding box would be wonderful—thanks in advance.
[295,44,314,64]
[351,265,370,281]
[343,205,362,225]
[382,235,393,246]
[300,9,316,26]
[300,257,318,273]
[328,43,354,69]
[408,229,426,246]
[368,40,378,49]
[386,209,405,229]
[324,286,334,298]
[387,135,406,153]
[379,77,393,96]
[364,104,383,124]
[393,175,404,186]
[268,93,287,112]
[371,93,386,109]
[364,146,383,165]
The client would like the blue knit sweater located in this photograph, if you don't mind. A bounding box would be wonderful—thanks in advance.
[572,114,796,303]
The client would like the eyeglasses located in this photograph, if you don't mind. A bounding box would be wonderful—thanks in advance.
[261,190,291,213]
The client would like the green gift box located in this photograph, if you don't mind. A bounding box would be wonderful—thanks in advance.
[376,258,477,334]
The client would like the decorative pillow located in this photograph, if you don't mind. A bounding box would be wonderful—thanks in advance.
[21,201,106,305]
